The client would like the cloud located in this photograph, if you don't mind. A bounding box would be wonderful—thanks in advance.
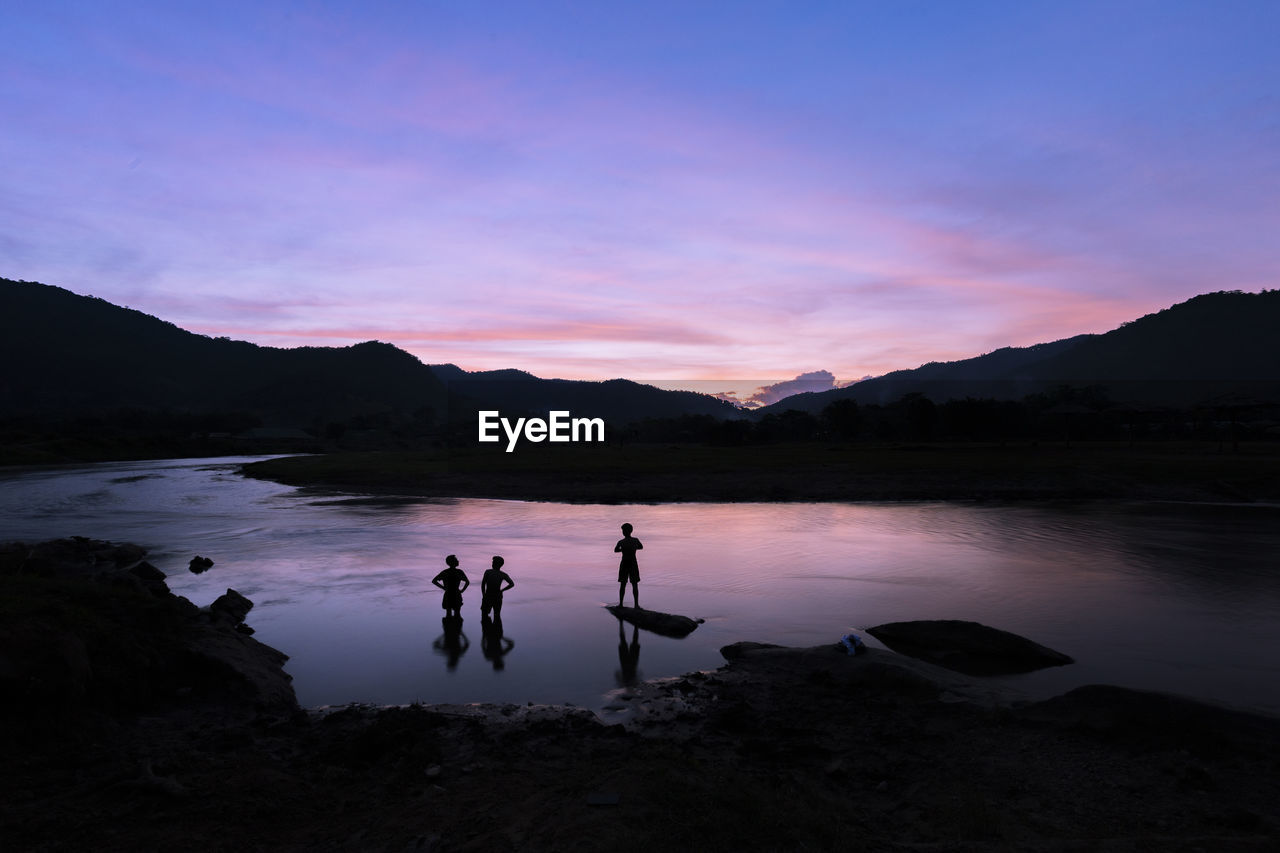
[5,3,1278,388]
[716,371,845,410]
[188,317,727,348]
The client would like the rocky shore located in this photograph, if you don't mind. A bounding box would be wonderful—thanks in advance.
[4,539,1279,851]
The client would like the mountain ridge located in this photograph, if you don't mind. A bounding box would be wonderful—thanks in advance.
[0,278,738,434]
[755,290,1280,415]
[4,278,1278,435]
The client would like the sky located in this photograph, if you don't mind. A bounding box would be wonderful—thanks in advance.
[4,1,1278,398]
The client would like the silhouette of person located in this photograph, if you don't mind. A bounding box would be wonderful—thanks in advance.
[614,616,641,687]
[480,613,515,671]
[480,555,515,618]
[432,554,470,618]
[614,522,642,608]
[433,615,469,671]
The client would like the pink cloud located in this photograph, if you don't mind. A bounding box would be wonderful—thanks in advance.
[8,4,1276,389]
[191,317,727,347]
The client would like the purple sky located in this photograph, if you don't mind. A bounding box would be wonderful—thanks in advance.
[4,2,1278,391]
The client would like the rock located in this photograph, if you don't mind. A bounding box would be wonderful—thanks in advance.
[136,761,189,798]
[129,561,170,597]
[605,605,701,638]
[2,539,298,721]
[181,621,295,712]
[865,620,1074,675]
[1021,684,1280,752]
[108,542,148,567]
[188,555,214,574]
[129,561,166,582]
[719,641,784,660]
[210,588,253,624]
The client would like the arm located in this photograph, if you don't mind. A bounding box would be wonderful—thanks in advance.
[459,574,470,593]
[501,574,515,593]
[432,571,446,590]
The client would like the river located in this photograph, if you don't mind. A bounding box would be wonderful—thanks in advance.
[2,455,1278,716]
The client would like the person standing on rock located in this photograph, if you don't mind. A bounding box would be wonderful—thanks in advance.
[614,523,642,609]
[480,555,515,619]
[433,554,470,618]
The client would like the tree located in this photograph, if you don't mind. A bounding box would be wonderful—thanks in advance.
[821,398,863,440]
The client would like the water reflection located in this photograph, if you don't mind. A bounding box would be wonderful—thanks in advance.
[432,616,470,671]
[614,618,642,687]
[2,457,1279,715]
[480,615,514,671]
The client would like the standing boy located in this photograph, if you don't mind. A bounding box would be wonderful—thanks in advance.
[481,555,515,618]
[432,554,469,618]
[614,523,642,608]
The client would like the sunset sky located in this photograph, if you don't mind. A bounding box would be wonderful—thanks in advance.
[4,2,1278,399]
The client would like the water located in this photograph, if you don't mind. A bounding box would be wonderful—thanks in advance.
[2,456,1279,716]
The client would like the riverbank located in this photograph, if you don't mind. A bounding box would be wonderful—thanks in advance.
[240,441,1280,503]
[4,538,1279,850]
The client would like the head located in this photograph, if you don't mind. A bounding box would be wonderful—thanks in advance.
[492,555,504,569]
[445,554,458,567]
[621,523,633,536]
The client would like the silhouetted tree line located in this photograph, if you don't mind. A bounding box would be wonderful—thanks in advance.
[318,406,438,446]
[621,386,1280,446]
[2,408,263,438]
[0,408,275,463]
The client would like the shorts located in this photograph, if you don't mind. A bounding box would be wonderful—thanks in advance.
[618,563,640,584]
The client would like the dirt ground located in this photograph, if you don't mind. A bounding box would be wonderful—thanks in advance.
[5,537,1278,851]
[5,641,1279,852]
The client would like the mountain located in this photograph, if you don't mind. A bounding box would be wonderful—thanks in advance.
[756,291,1280,415]
[0,278,738,434]
[429,363,741,423]
[6,278,1276,443]
[0,278,448,426]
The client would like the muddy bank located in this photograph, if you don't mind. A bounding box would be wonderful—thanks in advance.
[4,539,1279,851]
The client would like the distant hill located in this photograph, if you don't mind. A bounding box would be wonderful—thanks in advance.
[6,278,1277,448]
[429,363,741,423]
[0,278,448,427]
[0,279,738,436]
[757,291,1280,415]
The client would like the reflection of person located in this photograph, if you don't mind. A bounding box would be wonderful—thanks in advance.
[432,615,469,671]
[614,523,643,608]
[480,555,515,618]
[433,554,470,618]
[614,617,641,687]
[481,613,515,671]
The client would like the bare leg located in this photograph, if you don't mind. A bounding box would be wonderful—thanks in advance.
[630,581,639,609]
[619,582,626,607]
